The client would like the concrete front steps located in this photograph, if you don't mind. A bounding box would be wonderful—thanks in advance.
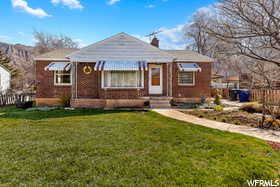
[150,97,172,109]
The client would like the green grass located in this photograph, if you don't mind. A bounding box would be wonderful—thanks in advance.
[0,106,279,186]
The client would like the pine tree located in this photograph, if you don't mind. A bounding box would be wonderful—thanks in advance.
[0,50,18,77]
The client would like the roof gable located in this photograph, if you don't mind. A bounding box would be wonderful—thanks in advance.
[67,33,174,63]
[35,48,79,60]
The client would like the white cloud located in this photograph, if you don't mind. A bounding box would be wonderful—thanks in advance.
[17,32,25,36]
[51,0,83,9]
[73,38,87,48]
[107,0,120,5]
[0,35,11,41]
[11,0,50,18]
[146,4,155,8]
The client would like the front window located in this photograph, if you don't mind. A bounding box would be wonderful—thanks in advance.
[54,70,72,85]
[103,71,143,88]
[178,71,195,86]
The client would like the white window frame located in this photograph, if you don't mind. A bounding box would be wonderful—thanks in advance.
[178,71,195,86]
[54,70,72,86]
[102,70,144,89]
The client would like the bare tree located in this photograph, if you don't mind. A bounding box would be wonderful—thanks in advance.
[204,0,280,67]
[184,8,245,79]
[33,31,78,54]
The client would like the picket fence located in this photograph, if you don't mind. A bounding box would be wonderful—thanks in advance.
[0,93,35,106]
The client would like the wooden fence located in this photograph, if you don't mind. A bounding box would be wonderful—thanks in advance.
[250,89,280,105]
[0,93,35,107]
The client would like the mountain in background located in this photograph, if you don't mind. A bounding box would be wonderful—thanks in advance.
[0,42,35,91]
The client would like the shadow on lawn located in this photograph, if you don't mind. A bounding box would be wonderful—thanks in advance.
[0,107,143,120]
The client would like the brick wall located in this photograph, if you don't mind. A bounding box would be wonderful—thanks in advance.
[172,62,212,98]
[36,61,71,98]
[76,63,99,98]
[36,61,212,102]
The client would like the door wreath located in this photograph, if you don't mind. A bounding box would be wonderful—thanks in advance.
[83,65,92,75]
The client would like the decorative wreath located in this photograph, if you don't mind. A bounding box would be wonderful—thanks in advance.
[83,65,92,75]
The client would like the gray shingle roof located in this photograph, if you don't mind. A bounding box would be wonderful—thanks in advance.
[34,34,213,63]
[35,48,79,60]
[165,50,214,62]
[67,33,174,63]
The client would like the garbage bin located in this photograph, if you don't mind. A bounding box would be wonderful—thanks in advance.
[229,89,239,101]
[239,90,250,102]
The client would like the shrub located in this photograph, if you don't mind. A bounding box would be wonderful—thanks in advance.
[144,101,150,106]
[264,118,280,128]
[240,102,263,113]
[214,105,224,112]
[169,99,177,106]
[221,118,227,123]
[214,89,222,105]
[233,120,241,125]
[198,114,204,118]
[59,95,71,107]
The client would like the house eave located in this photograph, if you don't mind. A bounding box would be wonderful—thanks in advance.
[34,58,70,61]
[174,59,214,63]
[69,58,174,63]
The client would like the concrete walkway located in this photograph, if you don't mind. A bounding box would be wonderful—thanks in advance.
[153,109,280,143]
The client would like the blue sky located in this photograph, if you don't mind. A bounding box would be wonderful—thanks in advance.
[0,0,216,49]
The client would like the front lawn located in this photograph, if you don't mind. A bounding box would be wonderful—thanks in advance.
[0,106,279,186]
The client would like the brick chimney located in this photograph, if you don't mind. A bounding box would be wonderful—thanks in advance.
[151,37,159,48]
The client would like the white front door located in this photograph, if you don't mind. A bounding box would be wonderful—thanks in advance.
[149,64,163,95]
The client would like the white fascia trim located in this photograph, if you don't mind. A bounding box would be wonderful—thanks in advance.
[35,58,70,61]
[70,59,173,63]
[175,60,213,63]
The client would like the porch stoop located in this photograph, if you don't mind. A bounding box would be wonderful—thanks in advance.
[149,97,172,109]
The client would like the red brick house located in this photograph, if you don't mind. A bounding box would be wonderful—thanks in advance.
[35,33,213,108]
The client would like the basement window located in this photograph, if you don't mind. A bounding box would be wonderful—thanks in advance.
[54,70,72,86]
[178,71,195,86]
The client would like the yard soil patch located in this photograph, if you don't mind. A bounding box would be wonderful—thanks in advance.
[183,110,262,128]
[268,141,280,151]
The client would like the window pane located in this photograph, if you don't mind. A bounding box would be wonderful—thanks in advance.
[55,70,71,85]
[178,72,194,85]
[151,68,160,86]
[104,71,142,88]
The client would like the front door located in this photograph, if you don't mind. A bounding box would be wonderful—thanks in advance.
[149,64,163,95]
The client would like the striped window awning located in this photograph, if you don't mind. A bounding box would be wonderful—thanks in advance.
[94,61,148,71]
[44,62,72,71]
[177,63,201,72]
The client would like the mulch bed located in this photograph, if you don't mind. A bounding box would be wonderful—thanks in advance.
[267,141,280,151]
[183,110,262,128]
[182,110,280,131]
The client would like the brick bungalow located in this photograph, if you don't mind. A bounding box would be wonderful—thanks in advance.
[35,32,213,108]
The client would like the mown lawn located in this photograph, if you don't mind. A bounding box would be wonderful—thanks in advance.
[0,106,279,186]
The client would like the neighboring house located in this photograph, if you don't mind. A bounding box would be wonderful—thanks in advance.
[35,33,213,108]
[212,74,240,89]
[0,65,11,93]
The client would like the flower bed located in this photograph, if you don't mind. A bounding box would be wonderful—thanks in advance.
[182,110,280,131]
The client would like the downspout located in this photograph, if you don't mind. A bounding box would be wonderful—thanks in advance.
[169,62,173,97]
[76,62,78,99]
[167,63,169,97]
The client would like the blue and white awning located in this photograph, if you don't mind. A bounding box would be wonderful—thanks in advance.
[44,62,72,71]
[95,61,148,71]
[177,63,201,72]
